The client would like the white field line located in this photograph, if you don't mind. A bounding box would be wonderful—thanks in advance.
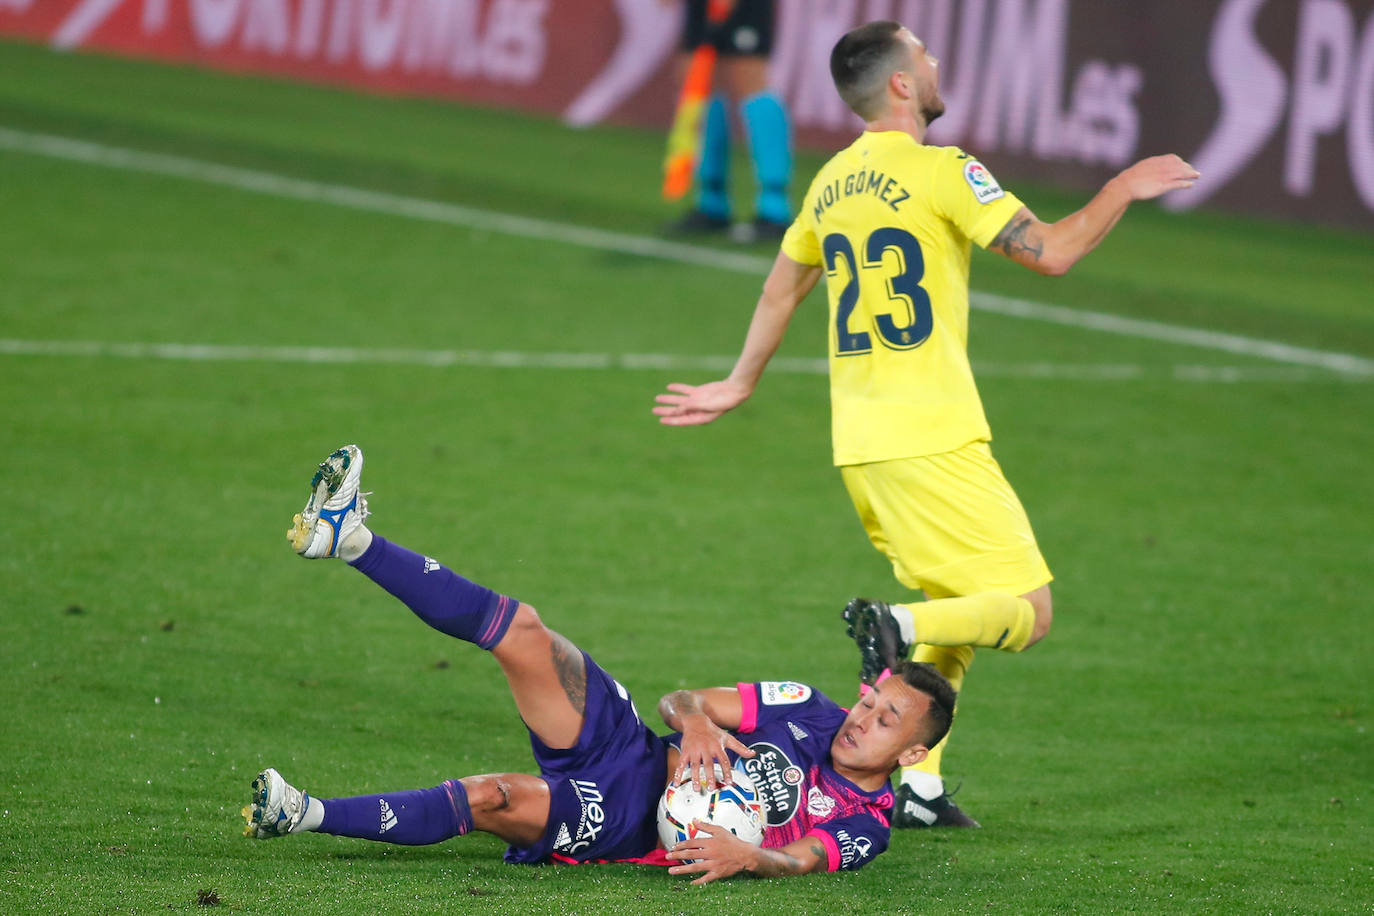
[2,126,1371,378]
[0,338,1367,383]
[971,291,1374,376]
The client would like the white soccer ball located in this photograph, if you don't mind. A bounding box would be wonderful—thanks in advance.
[657,766,767,852]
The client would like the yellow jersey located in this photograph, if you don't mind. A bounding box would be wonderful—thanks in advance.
[781,131,1024,466]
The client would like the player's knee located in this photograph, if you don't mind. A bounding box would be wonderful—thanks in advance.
[490,602,556,659]
[461,775,513,812]
[461,774,551,847]
[505,602,549,640]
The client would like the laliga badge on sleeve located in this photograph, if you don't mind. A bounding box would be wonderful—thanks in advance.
[963,160,1006,204]
[760,682,812,705]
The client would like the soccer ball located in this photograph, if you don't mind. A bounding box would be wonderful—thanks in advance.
[656,766,767,852]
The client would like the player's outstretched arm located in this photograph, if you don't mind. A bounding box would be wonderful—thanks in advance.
[989,153,1200,276]
[653,252,822,426]
[667,824,827,884]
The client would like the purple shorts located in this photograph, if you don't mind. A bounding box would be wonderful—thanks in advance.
[504,652,668,864]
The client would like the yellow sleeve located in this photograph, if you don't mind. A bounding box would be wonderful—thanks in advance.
[780,168,824,266]
[780,214,822,266]
[928,148,1026,249]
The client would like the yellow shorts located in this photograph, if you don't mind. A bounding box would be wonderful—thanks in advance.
[840,441,1052,599]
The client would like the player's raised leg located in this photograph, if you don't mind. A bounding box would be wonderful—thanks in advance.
[252,445,606,848]
[844,590,1045,658]
[286,445,589,748]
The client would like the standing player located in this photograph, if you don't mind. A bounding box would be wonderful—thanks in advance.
[243,445,957,884]
[667,0,793,239]
[653,21,1199,827]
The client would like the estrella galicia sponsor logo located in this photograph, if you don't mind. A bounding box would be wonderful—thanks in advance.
[963,160,1005,203]
[742,742,802,826]
[833,828,875,868]
[563,779,607,855]
[760,681,811,705]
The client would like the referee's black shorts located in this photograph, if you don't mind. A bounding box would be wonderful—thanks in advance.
[681,0,775,57]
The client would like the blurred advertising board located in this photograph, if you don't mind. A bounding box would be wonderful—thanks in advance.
[3,0,1371,229]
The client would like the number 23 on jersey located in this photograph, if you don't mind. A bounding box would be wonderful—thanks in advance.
[823,227,934,356]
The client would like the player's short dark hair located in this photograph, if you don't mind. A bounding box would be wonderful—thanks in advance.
[829,20,908,120]
[896,660,957,748]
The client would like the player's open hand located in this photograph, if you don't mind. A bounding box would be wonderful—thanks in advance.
[674,724,755,791]
[666,821,755,885]
[1118,154,1200,200]
[653,380,751,426]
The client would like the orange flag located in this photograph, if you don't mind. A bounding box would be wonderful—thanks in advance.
[662,0,733,201]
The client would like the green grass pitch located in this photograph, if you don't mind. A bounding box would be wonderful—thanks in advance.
[0,40,1370,914]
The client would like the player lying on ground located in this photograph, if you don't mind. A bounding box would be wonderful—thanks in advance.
[243,445,957,884]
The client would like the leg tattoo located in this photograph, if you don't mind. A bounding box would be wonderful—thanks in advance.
[550,633,587,715]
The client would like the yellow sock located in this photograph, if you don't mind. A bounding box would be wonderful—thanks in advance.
[912,643,974,690]
[905,644,973,779]
[901,592,1034,652]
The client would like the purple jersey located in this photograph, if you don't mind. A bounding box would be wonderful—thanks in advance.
[734,681,894,871]
[508,664,891,873]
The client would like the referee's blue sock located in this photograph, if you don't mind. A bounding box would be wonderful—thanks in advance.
[695,94,731,220]
[741,90,792,224]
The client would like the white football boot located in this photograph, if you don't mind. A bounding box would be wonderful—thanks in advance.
[243,768,310,838]
[288,444,368,559]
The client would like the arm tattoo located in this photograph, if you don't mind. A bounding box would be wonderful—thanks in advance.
[751,844,825,877]
[550,633,586,714]
[754,850,805,876]
[990,216,1043,262]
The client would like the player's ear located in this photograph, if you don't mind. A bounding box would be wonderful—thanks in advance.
[890,70,911,100]
[896,743,929,769]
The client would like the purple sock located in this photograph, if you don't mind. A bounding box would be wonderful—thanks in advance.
[317,780,473,846]
[350,535,518,649]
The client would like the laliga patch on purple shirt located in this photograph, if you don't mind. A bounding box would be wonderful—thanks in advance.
[963,160,1005,203]
[760,681,812,705]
